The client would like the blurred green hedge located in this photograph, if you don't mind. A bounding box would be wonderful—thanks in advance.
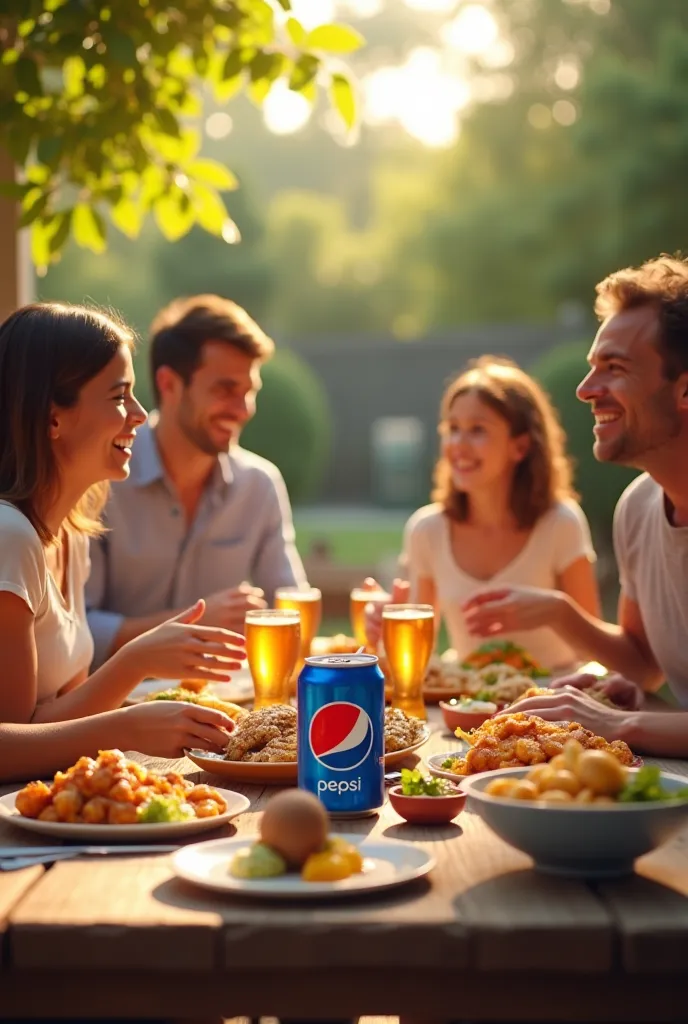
[241,349,332,504]
[532,341,637,538]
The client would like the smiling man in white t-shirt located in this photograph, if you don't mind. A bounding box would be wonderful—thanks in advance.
[464,256,688,756]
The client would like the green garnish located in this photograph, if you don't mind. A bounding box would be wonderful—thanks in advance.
[441,758,455,769]
[401,767,456,796]
[618,766,688,803]
[137,795,195,823]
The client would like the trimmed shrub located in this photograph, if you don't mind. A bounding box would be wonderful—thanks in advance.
[531,341,638,538]
[241,349,332,504]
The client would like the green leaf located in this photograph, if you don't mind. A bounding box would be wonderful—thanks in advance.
[62,56,86,98]
[187,159,238,191]
[47,210,73,256]
[154,191,195,242]
[248,77,273,105]
[289,54,319,92]
[286,17,307,48]
[306,23,364,54]
[30,219,52,271]
[18,20,36,38]
[110,197,143,239]
[250,51,284,84]
[223,48,247,80]
[19,188,49,228]
[329,72,357,130]
[155,107,181,138]
[275,0,291,9]
[73,203,107,253]
[191,183,228,235]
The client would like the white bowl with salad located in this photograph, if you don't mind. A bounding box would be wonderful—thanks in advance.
[462,748,688,878]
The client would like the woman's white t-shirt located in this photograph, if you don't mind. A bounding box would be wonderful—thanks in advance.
[0,501,94,702]
[403,500,596,673]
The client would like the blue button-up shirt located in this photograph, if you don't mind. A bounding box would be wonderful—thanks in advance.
[85,420,306,667]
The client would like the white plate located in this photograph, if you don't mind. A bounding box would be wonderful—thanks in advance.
[425,746,470,782]
[172,833,434,899]
[0,788,250,841]
[126,669,254,706]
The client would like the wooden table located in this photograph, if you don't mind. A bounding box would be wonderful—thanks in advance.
[2,707,688,1022]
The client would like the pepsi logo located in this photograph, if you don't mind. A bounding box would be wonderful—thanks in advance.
[308,702,373,772]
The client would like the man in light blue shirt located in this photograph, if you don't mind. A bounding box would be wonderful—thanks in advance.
[86,294,307,668]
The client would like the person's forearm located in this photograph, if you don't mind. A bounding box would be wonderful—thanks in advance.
[110,609,181,653]
[617,710,688,758]
[556,595,662,689]
[31,647,142,723]
[0,713,131,782]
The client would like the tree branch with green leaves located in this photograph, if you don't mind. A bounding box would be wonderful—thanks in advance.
[0,0,363,269]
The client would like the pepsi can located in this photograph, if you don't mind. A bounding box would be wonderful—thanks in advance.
[298,653,385,818]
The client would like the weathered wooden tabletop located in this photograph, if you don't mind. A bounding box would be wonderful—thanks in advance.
[2,705,688,1022]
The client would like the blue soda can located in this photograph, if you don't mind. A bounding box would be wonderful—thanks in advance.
[298,653,385,818]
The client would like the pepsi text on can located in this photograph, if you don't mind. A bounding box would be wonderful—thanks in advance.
[298,654,385,817]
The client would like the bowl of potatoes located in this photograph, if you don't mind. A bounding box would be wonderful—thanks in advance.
[461,740,688,878]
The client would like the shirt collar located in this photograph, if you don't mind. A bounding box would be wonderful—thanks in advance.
[130,415,234,492]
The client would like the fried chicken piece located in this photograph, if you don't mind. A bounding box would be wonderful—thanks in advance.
[224,705,298,763]
[450,712,635,775]
[383,707,425,752]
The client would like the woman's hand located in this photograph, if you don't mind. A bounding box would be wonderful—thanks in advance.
[121,600,246,683]
[364,578,410,649]
[499,687,631,741]
[550,671,644,711]
[119,700,235,758]
[462,586,565,637]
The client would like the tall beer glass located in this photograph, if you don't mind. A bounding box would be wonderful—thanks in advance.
[350,585,390,650]
[245,609,300,708]
[381,604,434,720]
[274,586,322,662]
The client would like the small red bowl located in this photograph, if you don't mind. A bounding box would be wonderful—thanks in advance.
[388,784,466,825]
[440,700,496,734]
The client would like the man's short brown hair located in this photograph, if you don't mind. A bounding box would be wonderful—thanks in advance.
[595,256,688,380]
[149,294,274,402]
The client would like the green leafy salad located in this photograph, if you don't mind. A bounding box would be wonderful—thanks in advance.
[400,768,458,797]
[618,766,688,803]
[137,795,195,823]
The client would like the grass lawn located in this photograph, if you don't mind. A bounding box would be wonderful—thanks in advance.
[294,524,402,566]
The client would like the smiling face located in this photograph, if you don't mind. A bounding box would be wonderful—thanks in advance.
[50,345,147,489]
[441,390,529,495]
[159,341,262,455]
[577,305,684,467]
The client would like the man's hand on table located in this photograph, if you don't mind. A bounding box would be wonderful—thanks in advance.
[202,582,267,632]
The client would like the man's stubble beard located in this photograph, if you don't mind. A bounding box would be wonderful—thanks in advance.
[596,386,681,469]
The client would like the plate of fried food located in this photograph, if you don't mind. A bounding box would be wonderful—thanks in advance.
[185,705,431,782]
[126,672,255,709]
[425,711,639,781]
[383,641,548,705]
[0,749,250,839]
[173,789,434,899]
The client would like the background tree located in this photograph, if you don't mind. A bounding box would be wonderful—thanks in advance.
[0,0,361,270]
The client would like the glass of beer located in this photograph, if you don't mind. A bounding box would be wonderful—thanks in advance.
[350,585,390,650]
[245,609,301,708]
[274,586,322,665]
[381,604,434,720]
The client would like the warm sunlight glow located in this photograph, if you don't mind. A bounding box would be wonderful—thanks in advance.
[441,4,499,56]
[263,81,312,135]
[291,0,337,29]
[364,47,469,147]
[205,112,233,140]
[404,0,459,11]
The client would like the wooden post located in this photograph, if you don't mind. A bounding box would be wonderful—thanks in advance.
[0,147,33,320]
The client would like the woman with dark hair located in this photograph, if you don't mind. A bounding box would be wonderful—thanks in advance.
[0,303,245,776]
[368,356,601,674]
